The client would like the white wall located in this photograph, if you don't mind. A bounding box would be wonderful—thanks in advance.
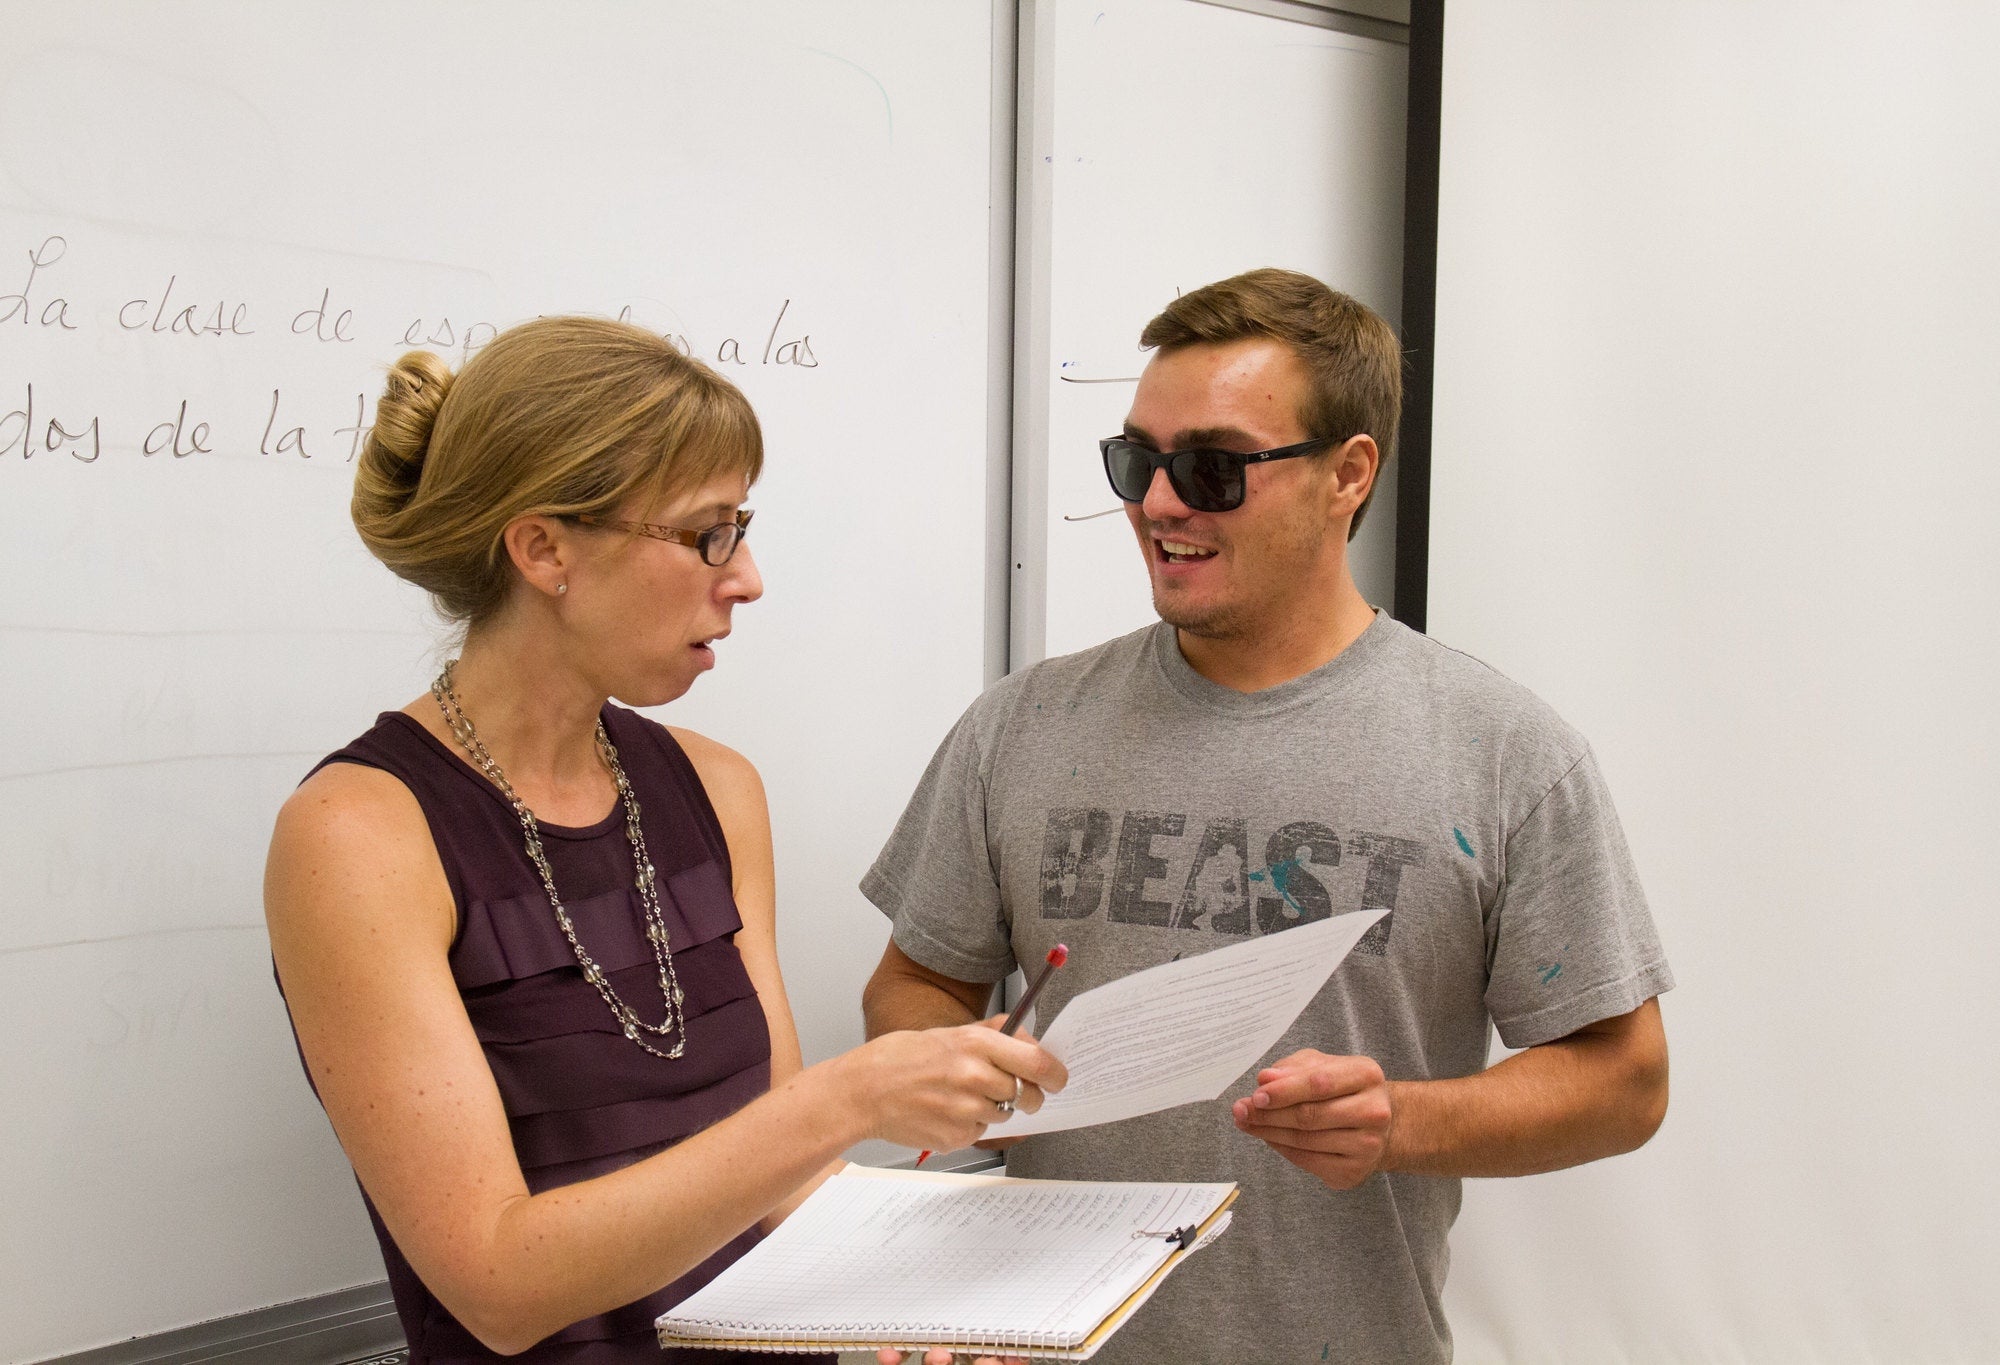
[1429,4,2000,1359]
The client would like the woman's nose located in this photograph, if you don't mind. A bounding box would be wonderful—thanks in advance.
[721,542,764,604]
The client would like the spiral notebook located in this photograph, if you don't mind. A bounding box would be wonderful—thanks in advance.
[655,1164,1236,1359]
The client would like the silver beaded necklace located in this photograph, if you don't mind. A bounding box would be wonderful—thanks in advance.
[432,660,688,1059]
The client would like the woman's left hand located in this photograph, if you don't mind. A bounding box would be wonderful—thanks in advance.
[876,1351,1027,1365]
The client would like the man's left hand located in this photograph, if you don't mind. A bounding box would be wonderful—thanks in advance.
[1230,1049,1393,1190]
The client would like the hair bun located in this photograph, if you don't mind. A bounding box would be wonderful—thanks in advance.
[352,349,457,562]
[364,350,456,491]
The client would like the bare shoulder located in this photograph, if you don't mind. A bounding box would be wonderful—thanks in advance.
[266,759,453,951]
[666,726,768,814]
[665,727,773,900]
[270,760,430,880]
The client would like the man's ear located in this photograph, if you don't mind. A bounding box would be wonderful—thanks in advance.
[501,514,572,600]
[1323,434,1380,522]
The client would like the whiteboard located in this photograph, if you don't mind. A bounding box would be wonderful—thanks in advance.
[1428,4,2000,1360]
[0,3,1001,1358]
[1016,0,1407,664]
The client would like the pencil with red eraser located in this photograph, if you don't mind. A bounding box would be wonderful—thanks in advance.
[915,944,1067,1168]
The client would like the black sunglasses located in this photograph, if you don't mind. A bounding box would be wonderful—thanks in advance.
[1099,436,1331,513]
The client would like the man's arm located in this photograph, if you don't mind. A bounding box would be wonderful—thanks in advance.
[1231,997,1668,1187]
[864,940,996,1037]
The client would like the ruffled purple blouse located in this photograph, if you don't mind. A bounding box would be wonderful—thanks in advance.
[294,706,824,1364]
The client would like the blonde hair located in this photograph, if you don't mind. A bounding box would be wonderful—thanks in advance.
[352,316,762,626]
[1141,269,1402,537]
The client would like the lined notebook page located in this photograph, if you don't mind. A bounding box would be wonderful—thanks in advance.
[658,1166,1235,1349]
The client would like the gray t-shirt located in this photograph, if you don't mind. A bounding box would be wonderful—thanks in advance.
[862,612,1673,1364]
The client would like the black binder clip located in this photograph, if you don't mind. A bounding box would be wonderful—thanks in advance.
[1135,1223,1200,1251]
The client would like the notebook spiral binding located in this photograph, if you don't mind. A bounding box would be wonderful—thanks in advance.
[666,1312,1082,1351]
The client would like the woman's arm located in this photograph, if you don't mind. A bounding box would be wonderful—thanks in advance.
[671,726,838,1230]
[267,762,1061,1356]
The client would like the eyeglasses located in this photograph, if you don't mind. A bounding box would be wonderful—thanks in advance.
[1099,436,1330,513]
[572,508,753,566]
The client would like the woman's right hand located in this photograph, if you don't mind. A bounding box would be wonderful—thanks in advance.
[840,1021,1067,1153]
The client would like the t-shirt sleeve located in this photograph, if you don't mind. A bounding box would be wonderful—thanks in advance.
[860,705,1019,985]
[1484,747,1674,1048]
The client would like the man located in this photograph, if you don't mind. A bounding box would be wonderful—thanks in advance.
[862,269,1671,1363]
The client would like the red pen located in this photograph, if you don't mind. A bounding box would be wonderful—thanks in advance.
[916,944,1068,1168]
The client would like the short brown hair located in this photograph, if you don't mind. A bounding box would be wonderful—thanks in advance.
[352,316,762,627]
[1140,268,1401,537]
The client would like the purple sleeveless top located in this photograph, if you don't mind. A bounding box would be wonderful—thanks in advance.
[301,706,828,1365]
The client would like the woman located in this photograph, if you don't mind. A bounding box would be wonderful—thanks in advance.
[266,316,1062,1363]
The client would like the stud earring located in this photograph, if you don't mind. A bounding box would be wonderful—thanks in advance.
[556,582,567,595]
